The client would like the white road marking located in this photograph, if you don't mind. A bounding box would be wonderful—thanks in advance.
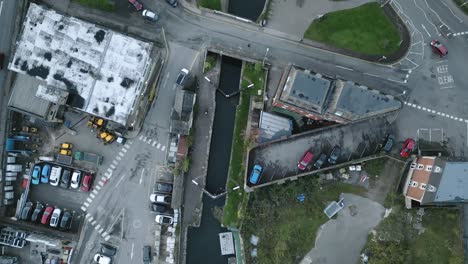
[131,243,134,260]
[156,143,161,149]
[96,185,102,190]
[139,168,145,185]
[335,65,353,71]
[152,141,157,147]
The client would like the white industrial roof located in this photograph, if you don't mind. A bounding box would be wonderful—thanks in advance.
[8,3,153,125]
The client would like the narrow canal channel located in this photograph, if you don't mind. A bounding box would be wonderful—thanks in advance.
[186,56,242,264]
[228,0,266,21]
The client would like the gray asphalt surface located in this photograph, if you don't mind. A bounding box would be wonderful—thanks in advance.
[299,193,385,264]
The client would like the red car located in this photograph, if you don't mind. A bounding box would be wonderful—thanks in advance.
[400,138,415,158]
[430,40,448,57]
[41,206,54,225]
[128,0,143,11]
[81,173,93,192]
[298,150,314,170]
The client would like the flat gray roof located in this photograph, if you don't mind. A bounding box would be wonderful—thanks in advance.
[433,162,468,203]
[8,75,51,119]
[280,67,332,113]
[331,81,401,120]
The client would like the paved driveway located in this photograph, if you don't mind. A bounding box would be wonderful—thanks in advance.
[300,193,385,264]
[267,0,373,37]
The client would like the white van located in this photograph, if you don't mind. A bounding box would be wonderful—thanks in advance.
[49,166,62,186]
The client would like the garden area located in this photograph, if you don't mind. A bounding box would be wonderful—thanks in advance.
[222,62,266,227]
[304,2,401,56]
[363,197,463,264]
[76,0,116,11]
[240,176,365,264]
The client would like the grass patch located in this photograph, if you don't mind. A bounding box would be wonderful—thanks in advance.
[453,0,468,14]
[222,62,265,227]
[203,53,217,73]
[241,179,365,264]
[363,198,463,264]
[304,2,401,55]
[76,0,116,11]
[198,0,221,11]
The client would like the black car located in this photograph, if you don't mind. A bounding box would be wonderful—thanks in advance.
[143,246,152,264]
[60,170,71,188]
[156,182,173,194]
[31,203,45,222]
[166,0,178,7]
[328,146,341,164]
[151,203,172,214]
[21,202,34,220]
[313,153,327,169]
[382,134,395,152]
[60,211,72,230]
[100,243,117,256]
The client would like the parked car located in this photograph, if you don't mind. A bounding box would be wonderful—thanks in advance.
[328,146,341,164]
[128,0,143,11]
[249,164,263,184]
[50,208,62,228]
[31,203,45,222]
[21,202,34,220]
[81,173,93,192]
[71,171,82,189]
[142,9,158,21]
[41,206,54,225]
[31,165,41,185]
[150,194,171,204]
[430,40,448,57]
[176,68,189,85]
[156,182,173,194]
[298,150,313,170]
[60,211,72,230]
[155,214,173,225]
[165,0,178,7]
[313,153,327,169]
[100,243,117,257]
[151,203,172,214]
[49,166,62,186]
[60,170,71,188]
[400,138,416,158]
[143,246,152,264]
[94,253,112,264]
[41,164,51,183]
[382,134,395,152]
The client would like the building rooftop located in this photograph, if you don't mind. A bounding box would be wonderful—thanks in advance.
[8,3,153,125]
[279,67,332,113]
[433,162,468,203]
[329,81,402,121]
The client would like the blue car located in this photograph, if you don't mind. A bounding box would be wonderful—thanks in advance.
[249,164,263,185]
[31,166,41,185]
[41,164,50,184]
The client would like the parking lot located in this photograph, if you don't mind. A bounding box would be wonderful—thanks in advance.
[247,116,395,187]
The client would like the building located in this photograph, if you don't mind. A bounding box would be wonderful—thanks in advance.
[8,4,154,127]
[272,65,402,124]
[403,156,468,207]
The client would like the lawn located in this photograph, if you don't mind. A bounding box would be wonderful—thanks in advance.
[76,0,116,11]
[241,179,365,264]
[454,0,468,14]
[222,62,265,227]
[363,200,463,264]
[198,0,221,11]
[304,2,401,56]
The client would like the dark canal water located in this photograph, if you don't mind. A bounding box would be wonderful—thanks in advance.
[186,56,242,264]
[228,0,266,21]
